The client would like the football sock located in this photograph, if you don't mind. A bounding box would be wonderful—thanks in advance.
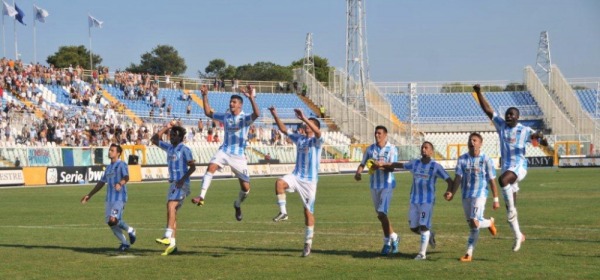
[390,232,398,242]
[235,190,250,207]
[502,185,521,238]
[118,220,130,232]
[478,218,491,229]
[305,226,314,245]
[200,173,213,198]
[165,228,173,239]
[466,228,479,256]
[383,236,390,245]
[419,230,430,255]
[277,193,287,214]
[170,238,176,247]
[110,225,128,245]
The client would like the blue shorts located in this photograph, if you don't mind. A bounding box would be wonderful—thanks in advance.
[167,182,191,201]
[105,201,125,223]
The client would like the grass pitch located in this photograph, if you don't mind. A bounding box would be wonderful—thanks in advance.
[1,168,599,279]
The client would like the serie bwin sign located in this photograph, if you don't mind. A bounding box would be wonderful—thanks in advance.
[46,167,87,185]
[87,167,105,183]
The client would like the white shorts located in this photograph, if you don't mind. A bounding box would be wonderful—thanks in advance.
[462,197,487,221]
[503,166,527,193]
[105,201,125,223]
[282,174,316,213]
[370,188,394,215]
[408,202,433,229]
[210,150,250,182]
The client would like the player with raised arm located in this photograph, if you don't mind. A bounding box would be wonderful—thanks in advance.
[81,144,136,252]
[191,84,259,221]
[354,126,401,256]
[386,141,453,260]
[269,106,323,257]
[473,84,547,251]
[444,133,499,262]
[152,121,196,256]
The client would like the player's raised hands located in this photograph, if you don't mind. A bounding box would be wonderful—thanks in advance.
[294,109,306,121]
[200,85,209,96]
[473,84,481,93]
[241,85,254,99]
[268,106,277,115]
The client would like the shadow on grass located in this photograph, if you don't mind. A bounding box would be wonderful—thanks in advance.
[0,243,196,256]
[192,244,441,259]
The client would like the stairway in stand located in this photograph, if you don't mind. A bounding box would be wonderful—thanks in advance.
[297,94,339,131]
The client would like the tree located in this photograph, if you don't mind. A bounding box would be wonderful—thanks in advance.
[504,83,527,91]
[46,45,102,69]
[290,55,332,83]
[235,62,292,81]
[127,45,186,75]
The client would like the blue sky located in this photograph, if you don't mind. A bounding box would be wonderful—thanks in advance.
[4,0,600,82]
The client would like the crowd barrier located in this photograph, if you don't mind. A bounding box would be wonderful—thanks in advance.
[2,156,594,187]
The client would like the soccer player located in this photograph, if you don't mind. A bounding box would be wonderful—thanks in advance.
[354,126,401,256]
[191,84,259,221]
[151,122,196,256]
[386,141,453,260]
[81,143,136,252]
[444,132,499,262]
[473,84,548,251]
[269,106,323,257]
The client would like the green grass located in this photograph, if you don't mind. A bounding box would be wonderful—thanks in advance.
[1,168,599,279]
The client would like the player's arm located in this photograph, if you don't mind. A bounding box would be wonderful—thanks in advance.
[151,121,173,146]
[114,175,129,192]
[200,85,214,118]
[473,84,494,120]
[531,131,549,147]
[354,164,365,181]
[385,162,404,169]
[176,159,196,188]
[296,109,321,138]
[268,106,288,135]
[489,179,500,210]
[81,181,105,204]
[445,175,461,201]
[241,85,260,121]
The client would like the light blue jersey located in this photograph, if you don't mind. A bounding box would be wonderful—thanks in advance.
[360,142,398,189]
[289,133,324,183]
[100,160,129,203]
[492,112,534,171]
[213,111,254,156]
[455,153,496,199]
[159,141,194,183]
[403,159,450,203]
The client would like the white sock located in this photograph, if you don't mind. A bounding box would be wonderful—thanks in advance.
[170,238,176,247]
[502,185,515,212]
[110,225,128,245]
[277,193,287,214]
[165,228,173,239]
[383,236,390,245]
[419,230,430,255]
[390,232,398,242]
[503,185,521,238]
[479,218,491,228]
[466,228,479,256]
[200,173,213,198]
[235,190,250,207]
[305,226,314,245]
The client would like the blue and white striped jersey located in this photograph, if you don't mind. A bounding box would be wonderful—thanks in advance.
[289,133,324,183]
[492,112,534,171]
[455,153,496,199]
[159,141,194,184]
[403,159,450,203]
[100,160,129,202]
[360,142,398,189]
[213,111,254,156]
